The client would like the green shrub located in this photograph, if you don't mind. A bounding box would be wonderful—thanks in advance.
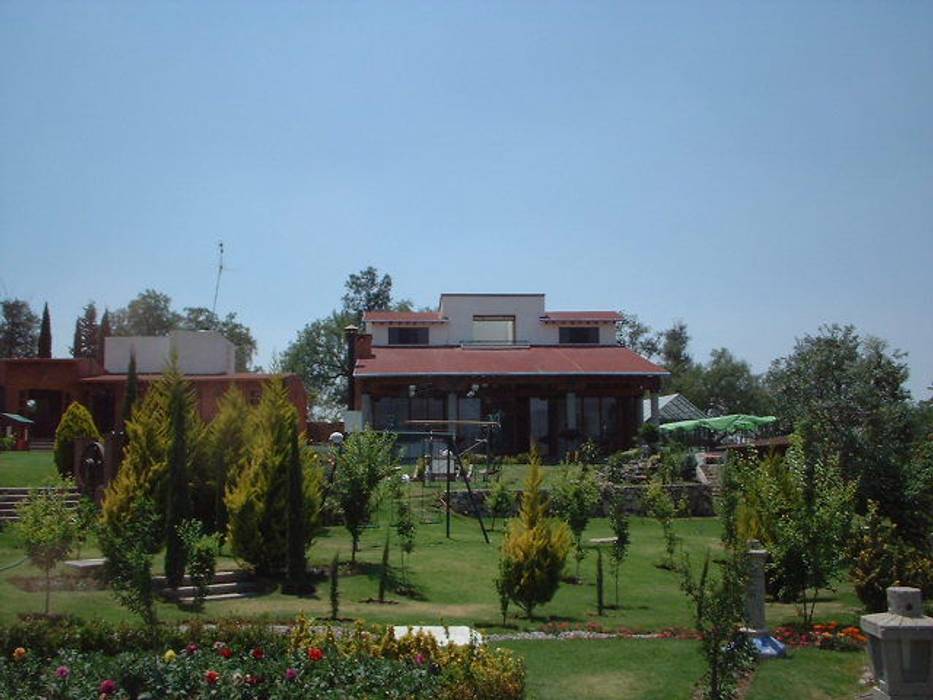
[549,465,601,578]
[644,481,678,569]
[487,479,514,530]
[99,496,161,625]
[177,519,220,611]
[53,402,99,478]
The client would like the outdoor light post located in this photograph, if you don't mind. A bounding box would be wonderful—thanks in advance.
[743,539,786,658]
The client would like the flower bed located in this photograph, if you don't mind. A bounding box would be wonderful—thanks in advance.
[0,619,524,700]
[772,621,867,651]
[537,620,701,640]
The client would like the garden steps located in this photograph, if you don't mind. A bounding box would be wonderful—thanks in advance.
[156,570,262,604]
[0,486,81,523]
[28,440,54,451]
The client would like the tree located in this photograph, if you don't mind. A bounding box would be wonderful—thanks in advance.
[342,266,394,324]
[53,402,100,478]
[15,479,77,614]
[177,519,220,611]
[121,352,139,425]
[285,420,307,592]
[644,480,678,569]
[378,530,391,603]
[71,302,99,359]
[99,496,160,624]
[111,289,181,336]
[767,325,913,520]
[97,309,111,365]
[332,429,398,562]
[181,307,257,372]
[329,552,340,620]
[498,455,572,618]
[0,299,39,358]
[608,496,631,607]
[488,479,514,531]
[279,310,355,419]
[697,348,771,416]
[595,546,605,616]
[37,303,51,358]
[615,310,660,359]
[206,386,252,534]
[549,466,600,579]
[163,363,193,588]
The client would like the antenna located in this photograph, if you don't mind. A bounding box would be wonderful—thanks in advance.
[211,241,224,319]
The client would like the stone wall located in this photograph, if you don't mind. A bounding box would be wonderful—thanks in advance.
[446,482,715,519]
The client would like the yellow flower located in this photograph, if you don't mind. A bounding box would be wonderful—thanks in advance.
[163,649,177,663]
[12,647,26,661]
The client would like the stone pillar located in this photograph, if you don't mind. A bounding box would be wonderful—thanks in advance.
[566,392,577,430]
[744,539,769,634]
[361,394,373,428]
[447,393,458,437]
[861,588,933,699]
[649,392,660,424]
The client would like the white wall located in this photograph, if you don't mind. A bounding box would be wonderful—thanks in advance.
[438,294,547,344]
[105,330,235,375]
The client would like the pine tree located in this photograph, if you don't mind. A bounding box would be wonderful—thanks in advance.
[207,386,252,535]
[284,420,307,592]
[71,319,82,358]
[71,302,98,358]
[97,309,111,365]
[164,363,192,588]
[329,552,340,620]
[38,303,52,358]
[498,454,572,619]
[122,352,139,426]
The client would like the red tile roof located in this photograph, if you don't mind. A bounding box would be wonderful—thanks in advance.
[539,311,622,323]
[80,372,296,384]
[354,345,667,377]
[363,311,446,323]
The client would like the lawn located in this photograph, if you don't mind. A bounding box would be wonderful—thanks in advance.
[0,450,57,487]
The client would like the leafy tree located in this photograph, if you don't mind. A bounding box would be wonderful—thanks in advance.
[680,550,752,700]
[37,303,51,358]
[163,364,193,588]
[394,489,416,585]
[15,479,77,614]
[644,480,678,569]
[607,496,630,607]
[549,466,600,578]
[615,310,660,359]
[342,266,394,324]
[0,298,39,358]
[121,352,139,425]
[697,348,771,416]
[332,429,398,562]
[488,479,513,531]
[111,289,181,336]
[99,496,161,624]
[53,401,100,478]
[768,325,913,521]
[71,302,99,359]
[206,386,252,534]
[498,455,572,618]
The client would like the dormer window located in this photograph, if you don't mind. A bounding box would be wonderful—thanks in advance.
[559,326,599,344]
[388,327,429,345]
[472,315,515,343]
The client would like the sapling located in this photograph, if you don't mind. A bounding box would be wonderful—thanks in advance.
[329,553,340,620]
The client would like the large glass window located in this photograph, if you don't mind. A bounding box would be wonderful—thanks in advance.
[559,326,599,344]
[373,397,409,430]
[388,327,429,345]
[472,316,515,343]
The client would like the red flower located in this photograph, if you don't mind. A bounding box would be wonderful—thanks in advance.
[186,642,199,655]
[99,679,117,695]
[205,670,219,686]
[307,647,325,662]
[245,674,263,686]
[251,647,265,660]
[220,646,233,659]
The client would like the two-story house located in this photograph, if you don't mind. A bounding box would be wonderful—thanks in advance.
[348,293,668,458]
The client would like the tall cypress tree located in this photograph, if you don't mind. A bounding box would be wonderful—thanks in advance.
[122,352,139,426]
[71,319,82,358]
[284,422,307,592]
[163,364,191,588]
[97,309,111,365]
[38,303,52,358]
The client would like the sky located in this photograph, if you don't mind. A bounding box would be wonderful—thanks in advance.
[1,1,931,399]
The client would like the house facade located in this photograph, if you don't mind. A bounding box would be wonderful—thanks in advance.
[0,330,307,439]
[350,294,668,458]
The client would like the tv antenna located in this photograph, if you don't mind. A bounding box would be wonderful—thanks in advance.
[211,241,224,318]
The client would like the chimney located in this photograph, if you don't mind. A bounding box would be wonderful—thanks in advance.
[344,325,359,411]
[355,333,373,359]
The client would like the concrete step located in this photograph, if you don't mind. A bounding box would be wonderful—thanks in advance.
[162,581,260,599]
[153,570,252,588]
[176,591,262,605]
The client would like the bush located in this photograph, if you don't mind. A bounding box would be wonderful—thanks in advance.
[0,435,15,451]
[498,454,571,618]
[487,480,513,531]
[549,465,600,578]
[177,519,220,611]
[53,402,99,478]
[99,496,161,625]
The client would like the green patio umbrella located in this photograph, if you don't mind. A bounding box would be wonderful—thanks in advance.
[658,414,777,434]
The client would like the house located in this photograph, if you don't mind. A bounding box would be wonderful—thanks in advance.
[0,330,307,440]
[642,393,706,424]
[348,293,668,458]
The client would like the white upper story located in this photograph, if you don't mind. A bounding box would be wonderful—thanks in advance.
[104,330,236,375]
[364,294,620,347]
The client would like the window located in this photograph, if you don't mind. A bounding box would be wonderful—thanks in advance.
[472,315,515,343]
[559,326,599,344]
[388,327,429,345]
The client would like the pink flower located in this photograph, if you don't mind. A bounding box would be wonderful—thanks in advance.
[414,653,426,666]
[99,679,117,695]
[186,642,199,655]
[56,665,70,679]
[285,667,298,681]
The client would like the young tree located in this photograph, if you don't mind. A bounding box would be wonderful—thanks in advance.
[121,352,139,425]
[329,552,340,620]
[285,421,307,592]
[53,401,100,478]
[644,480,678,569]
[549,465,600,579]
[332,429,398,563]
[498,455,572,618]
[0,298,39,358]
[608,495,631,607]
[595,546,605,616]
[164,364,193,588]
[488,479,513,531]
[71,496,99,559]
[378,529,391,603]
[15,480,77,614]
[37,303,51,358]
[99,496,161,624]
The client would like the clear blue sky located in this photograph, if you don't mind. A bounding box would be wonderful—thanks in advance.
[1,2,931,399]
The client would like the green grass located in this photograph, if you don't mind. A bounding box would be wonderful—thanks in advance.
[0,451,57,487]
[496,638,704,700]
[746,649,866,699]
